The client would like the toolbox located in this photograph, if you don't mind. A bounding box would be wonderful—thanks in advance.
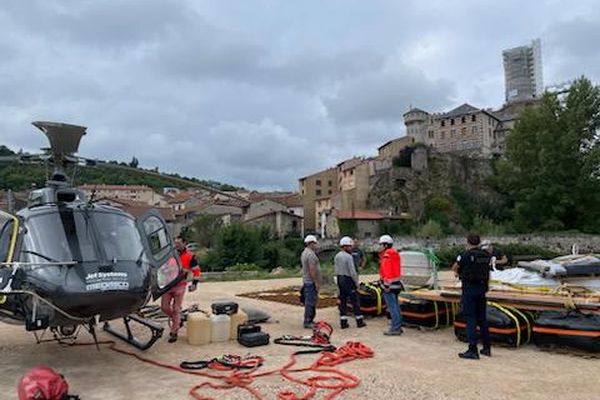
[237,323,270,347]
[211,301,239,315]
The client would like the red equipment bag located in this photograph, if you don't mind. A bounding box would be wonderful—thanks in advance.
[18,365,75,400]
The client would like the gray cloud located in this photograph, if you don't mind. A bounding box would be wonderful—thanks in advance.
[1,0,599,191]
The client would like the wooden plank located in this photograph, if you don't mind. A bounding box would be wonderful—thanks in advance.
[409,289,600,315]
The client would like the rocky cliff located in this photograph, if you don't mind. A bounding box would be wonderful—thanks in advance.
[368,147,504,224]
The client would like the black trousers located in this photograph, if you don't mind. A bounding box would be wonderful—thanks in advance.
[337,275,362,319]
[461,283,491,348]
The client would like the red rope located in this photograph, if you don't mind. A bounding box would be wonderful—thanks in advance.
[72,340,374,399]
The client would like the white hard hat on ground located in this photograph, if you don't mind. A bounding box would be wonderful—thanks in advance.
[304,234,318,244]
[379,234,393,245]
[339,236,353,246]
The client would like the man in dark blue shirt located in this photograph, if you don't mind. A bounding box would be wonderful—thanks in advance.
[350,238,366,274]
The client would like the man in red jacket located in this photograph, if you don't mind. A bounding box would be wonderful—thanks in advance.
[161,236,201,343]
[379,234,404,336]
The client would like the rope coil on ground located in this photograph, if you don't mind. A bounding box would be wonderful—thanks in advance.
[71,339,374,400]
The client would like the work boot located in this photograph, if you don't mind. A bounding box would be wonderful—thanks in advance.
[303,322,314,329]
[356,318,366,328]
[458,345,479,360]
[168,332,178,343]
[480,346,492,357]
[340,319,349,329]
[383,329,403,336]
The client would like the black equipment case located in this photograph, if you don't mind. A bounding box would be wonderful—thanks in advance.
[211,301,239,315]
[345,282,387,316]
[398,293,454,329]
[454,302,533,347]
[237,323,270,347]
[533,311,600,353]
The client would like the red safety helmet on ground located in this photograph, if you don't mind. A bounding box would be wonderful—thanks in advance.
[18,365,78,400]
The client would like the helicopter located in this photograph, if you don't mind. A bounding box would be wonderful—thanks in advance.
[0,121,184,350]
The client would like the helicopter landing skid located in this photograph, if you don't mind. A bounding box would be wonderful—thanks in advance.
[103,314,164,351]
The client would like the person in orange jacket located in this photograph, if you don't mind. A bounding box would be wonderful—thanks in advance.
[379,234,404,336]
[161,235,201,343]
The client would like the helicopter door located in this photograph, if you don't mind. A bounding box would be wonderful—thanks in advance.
[0,211,19,291]
[136,210,183,299]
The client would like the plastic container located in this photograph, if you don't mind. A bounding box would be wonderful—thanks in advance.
[210,314,231,343]
[187,313,211,346]
[400,251,433,287]
[229,310,248,340]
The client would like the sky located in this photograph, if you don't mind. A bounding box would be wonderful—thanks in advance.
[1,0,599,190]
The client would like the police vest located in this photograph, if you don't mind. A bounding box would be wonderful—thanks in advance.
[459,249,491,284]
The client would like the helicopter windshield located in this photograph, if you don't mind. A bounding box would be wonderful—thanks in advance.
[21,209,144,263]
[93,211,144,262]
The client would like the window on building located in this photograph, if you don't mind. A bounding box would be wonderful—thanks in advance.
[450,119,455,125]
[441,131,446,139]
[461,116,466,123]
[316,189,322,196]
[488,128,492,136]
[461,127,466,135]
[350,170,354,175]
[316,179,321,186]
[451,129,456,137]
[472,126,477,134]
[471,115,476,122]
[328,180,332,187]
[328,190,332,195]
[441,120,445,127]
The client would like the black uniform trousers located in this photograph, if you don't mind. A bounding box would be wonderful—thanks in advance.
[461,282,491,348]
[337,275,363,319]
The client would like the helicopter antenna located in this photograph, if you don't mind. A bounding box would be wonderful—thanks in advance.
[31,121,87,187]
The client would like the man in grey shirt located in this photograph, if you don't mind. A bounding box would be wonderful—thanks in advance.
[301,234,321,328]
[335,236,366,329]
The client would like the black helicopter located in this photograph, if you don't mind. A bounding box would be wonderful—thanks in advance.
[0,121,184,350]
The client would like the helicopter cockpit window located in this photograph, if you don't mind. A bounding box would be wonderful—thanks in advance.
[93,212,144,262]
[0,219,15,263]
[142,216,170,260]
[21,211,97,263]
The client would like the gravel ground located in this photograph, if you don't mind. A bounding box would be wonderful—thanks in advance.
[0,274,597,400]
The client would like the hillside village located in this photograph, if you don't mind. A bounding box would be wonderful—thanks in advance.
[0,39,573,240]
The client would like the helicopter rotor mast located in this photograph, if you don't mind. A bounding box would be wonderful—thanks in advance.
[31,121,87,185]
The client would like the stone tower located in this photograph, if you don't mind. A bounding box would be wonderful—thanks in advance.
[403,107,430,145]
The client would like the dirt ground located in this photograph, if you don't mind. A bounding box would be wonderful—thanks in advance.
[0,273,597,400]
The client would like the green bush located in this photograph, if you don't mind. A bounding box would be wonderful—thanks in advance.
[226,263,261,272]
[432,245,464,269]
[417,220,443,238]
[338,220,358,237]
[470,215,505,235]
[379,220,414,236]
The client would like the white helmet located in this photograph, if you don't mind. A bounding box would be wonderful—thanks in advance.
[304,234,318,244]
[379,234,393,245]
[339,236,353,247]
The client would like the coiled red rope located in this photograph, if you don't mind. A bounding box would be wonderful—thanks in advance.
[72,340,373,399]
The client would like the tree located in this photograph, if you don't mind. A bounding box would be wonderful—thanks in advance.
[129,156,139,168]
[496,77,600,233]
[190,214,222,248]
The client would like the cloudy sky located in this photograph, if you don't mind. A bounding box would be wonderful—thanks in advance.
[1,0,599,190]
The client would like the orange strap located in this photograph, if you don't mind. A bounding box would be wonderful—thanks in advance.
[533,326,600,338]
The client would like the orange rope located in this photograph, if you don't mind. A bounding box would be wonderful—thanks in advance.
[73,340,373,399]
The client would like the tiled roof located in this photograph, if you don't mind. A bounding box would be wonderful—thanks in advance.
[79,184,152,191]
[98,197,175,221]
[443,103,480,119]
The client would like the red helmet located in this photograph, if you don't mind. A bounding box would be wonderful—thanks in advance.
[18,365,70,400]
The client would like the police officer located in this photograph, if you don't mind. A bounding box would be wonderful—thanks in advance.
[452,234,492,359]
